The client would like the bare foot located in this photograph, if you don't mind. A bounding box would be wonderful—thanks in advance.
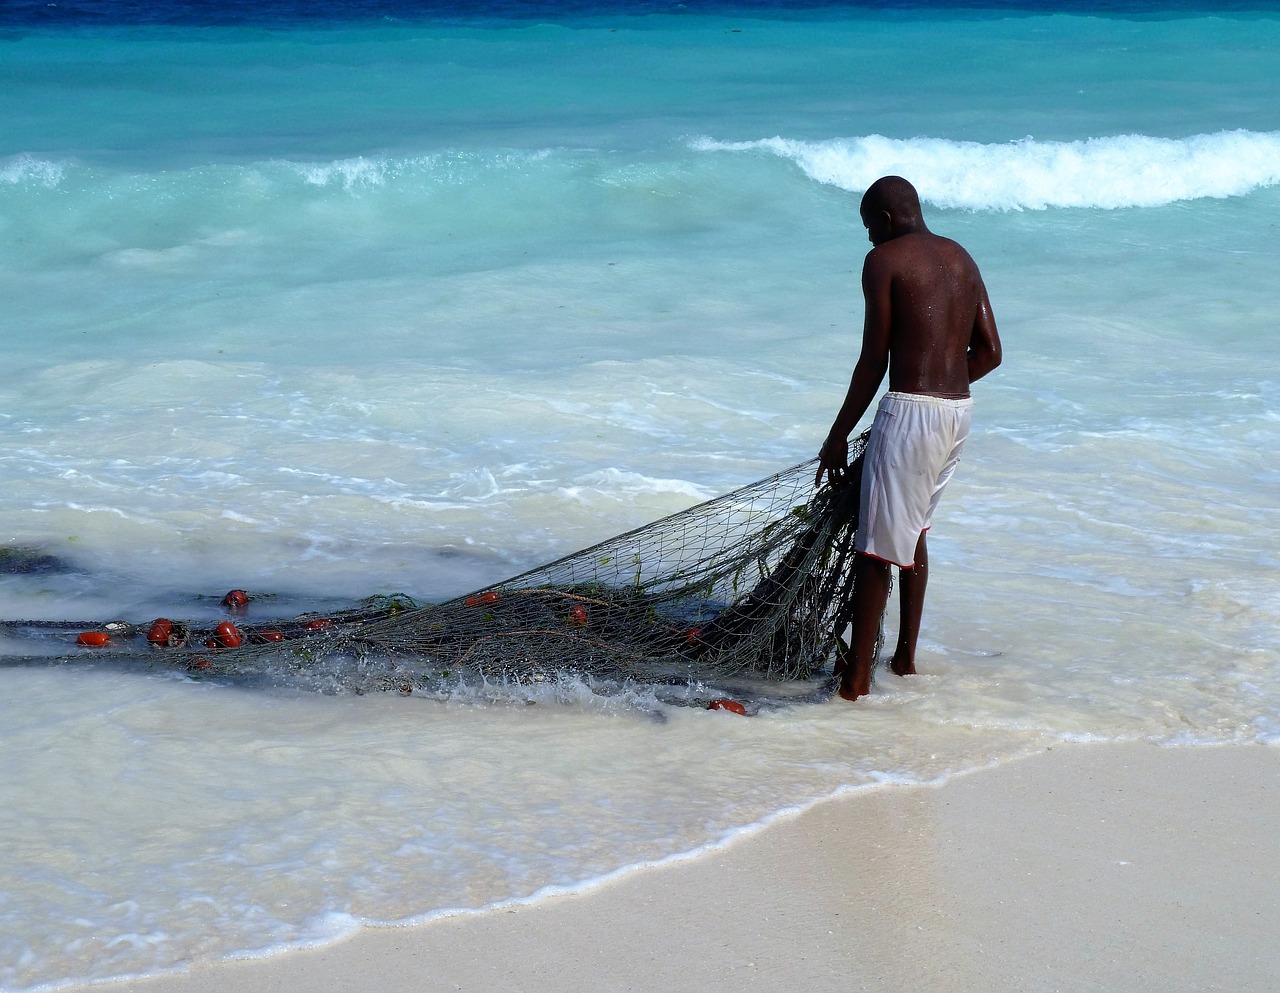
[837,667,871,700]
[889,655,917,677]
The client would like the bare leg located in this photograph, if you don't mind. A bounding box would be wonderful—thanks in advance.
[890,531,928,677]
[838,552,892,700]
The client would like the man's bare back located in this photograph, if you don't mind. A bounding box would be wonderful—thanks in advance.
[817,175,1001,701]
[867,232,995,398]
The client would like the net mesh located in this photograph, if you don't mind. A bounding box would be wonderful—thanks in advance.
[348,437,866,686]
[3,435,870,701]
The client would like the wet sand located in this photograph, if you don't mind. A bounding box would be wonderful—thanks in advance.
[92,741,1280,993]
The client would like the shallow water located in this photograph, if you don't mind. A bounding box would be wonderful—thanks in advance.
[2,3,1279,990]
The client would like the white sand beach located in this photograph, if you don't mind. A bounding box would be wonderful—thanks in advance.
[93,741,1279,993]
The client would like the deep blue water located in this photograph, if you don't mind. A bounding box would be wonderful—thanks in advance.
[4,0,1279,29]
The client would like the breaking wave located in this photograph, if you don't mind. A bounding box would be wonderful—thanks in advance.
[692,130,1280,210]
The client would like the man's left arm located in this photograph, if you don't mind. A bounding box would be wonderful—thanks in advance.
[967,285,1002,384]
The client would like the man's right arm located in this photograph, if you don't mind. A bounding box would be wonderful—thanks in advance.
[816,251,892,487]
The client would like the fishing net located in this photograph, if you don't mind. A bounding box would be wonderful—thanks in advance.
[3,434,870,704]
[349,438,867,684]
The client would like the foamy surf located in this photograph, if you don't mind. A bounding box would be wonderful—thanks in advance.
[692,130,1280,209]
[0,153,65,186]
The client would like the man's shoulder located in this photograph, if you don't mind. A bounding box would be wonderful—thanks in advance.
[869,231,974,272]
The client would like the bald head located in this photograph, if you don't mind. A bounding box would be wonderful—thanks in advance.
[862,176,923,220]
[860,176,926,245]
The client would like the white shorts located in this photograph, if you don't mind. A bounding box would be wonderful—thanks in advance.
[856,392,973,568]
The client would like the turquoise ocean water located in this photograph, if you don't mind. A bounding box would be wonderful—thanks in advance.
[3,2,1279,988]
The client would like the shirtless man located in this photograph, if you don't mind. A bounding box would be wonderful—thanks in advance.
[816,176,1002,701]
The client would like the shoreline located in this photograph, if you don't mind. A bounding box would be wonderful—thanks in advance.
[80,740,1280,993]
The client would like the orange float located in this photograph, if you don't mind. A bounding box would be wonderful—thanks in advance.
[214,621,243,648]
[464,590,500,607]
[685,627,702,646]
[305,618,333,630]
[258,630,285,642]
[147,619,173,646]
[76,631,110,648]
[569,604,589,626]
[222,589,249,609]
[707,698,747,716]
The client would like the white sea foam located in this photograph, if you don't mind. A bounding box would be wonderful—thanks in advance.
[562,468,715,501]
[692,131,1280,210]
[289,149,555,191]
[0,153,65,187]
[294,155,397,189]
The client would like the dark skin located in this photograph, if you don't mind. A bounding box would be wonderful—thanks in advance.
[816,176,1002,701]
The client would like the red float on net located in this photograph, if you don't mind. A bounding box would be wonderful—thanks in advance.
[213,621,243,649]
[146,619,173,646]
